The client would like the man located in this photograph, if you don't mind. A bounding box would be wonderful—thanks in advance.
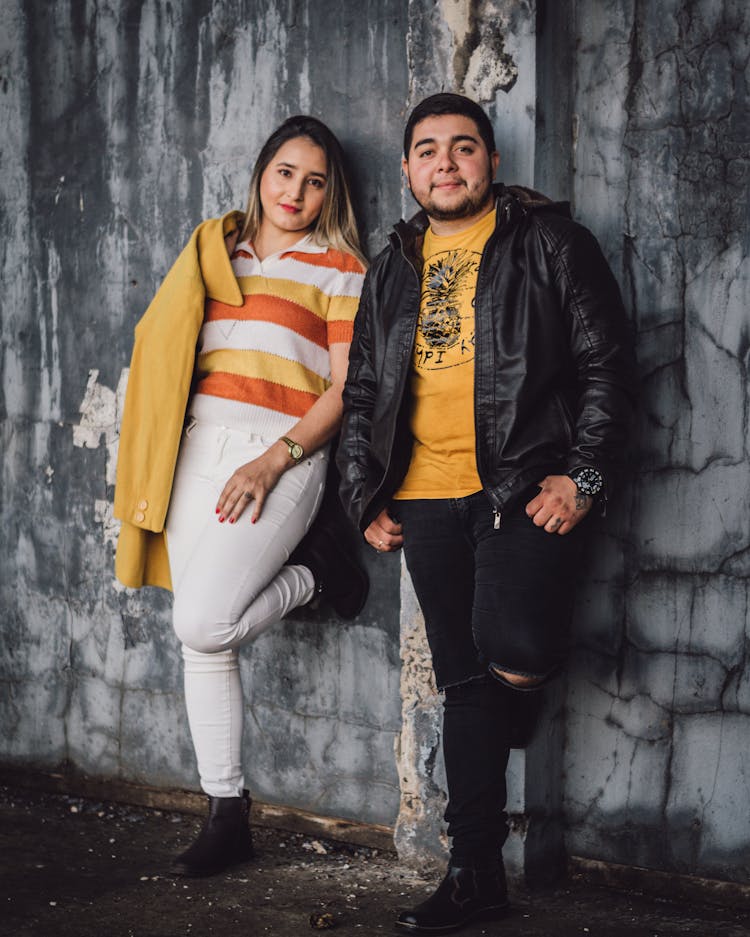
[337,93,635,933]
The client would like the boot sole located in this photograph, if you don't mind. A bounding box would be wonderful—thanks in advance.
[394,900,510,933]
[170,847,255,878]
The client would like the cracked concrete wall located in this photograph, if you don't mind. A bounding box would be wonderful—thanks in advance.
[0,0,407,828]
[565,0,750,883]
[3,0,749,885]
[395,0,750,885]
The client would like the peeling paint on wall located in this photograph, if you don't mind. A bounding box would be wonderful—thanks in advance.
[394,558,448,866]
[4,0,750,884]
[439,0,518,100]
[2,0,407,832]
[72,369,129,488]
[396,0,537,874]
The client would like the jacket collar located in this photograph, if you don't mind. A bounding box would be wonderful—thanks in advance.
[390,182,572,254]
[199,210,246,306]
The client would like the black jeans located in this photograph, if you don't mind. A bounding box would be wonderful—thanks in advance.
[396,488,587,862]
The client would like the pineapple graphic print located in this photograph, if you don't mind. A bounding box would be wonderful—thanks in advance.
[393,208,495,500]
[416,249,478,371]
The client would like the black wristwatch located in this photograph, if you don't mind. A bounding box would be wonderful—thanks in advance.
[280,436,304,464]
[567,466,604,499]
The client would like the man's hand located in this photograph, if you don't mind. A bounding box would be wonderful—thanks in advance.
[525,475,592,535]
[364,508,404,553]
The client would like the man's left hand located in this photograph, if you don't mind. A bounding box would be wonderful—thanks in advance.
[525,475,592,535]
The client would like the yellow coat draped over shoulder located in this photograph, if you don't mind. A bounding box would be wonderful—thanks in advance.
[114,211,244,590]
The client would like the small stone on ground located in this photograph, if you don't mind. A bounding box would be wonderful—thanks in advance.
[1,787,748,936]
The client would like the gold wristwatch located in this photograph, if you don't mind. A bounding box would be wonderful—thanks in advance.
[280,436,304,464]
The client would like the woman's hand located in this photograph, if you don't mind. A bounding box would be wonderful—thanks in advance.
[216,442,290,524]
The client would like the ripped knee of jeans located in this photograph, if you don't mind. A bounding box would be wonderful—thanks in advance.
[489,662,558,691]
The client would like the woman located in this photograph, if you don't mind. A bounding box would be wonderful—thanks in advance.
[114,116,368,876]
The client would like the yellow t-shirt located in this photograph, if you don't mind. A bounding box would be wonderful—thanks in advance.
[394,208,496,500]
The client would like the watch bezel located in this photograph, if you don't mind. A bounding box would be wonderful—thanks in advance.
[281,436,304,464]
[568,466,604,497]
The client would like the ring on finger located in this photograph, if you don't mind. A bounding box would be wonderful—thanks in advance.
[243,492,253,500]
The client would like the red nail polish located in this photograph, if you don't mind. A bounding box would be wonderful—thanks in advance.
[229,517,235,524]
[251,517,257,524]
[215,507,220,514]
[218,515,225,523]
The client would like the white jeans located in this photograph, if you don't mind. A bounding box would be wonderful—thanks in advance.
[165,420,327,797]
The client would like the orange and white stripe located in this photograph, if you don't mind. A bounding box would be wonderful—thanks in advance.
[190,235,365,437]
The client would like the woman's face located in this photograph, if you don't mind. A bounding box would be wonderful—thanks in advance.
[258,136,328,239]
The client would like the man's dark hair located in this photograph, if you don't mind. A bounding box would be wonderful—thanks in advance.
[403,93,496,158]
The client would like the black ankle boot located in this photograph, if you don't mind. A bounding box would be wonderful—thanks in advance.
[395,862,509,933]
[172,790,254,877]
[289,522,369,619]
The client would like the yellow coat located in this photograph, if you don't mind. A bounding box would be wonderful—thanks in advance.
[114,211,244,590]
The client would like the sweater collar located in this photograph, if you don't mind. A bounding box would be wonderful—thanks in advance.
[199,212,332,305]
[235,231,330,260]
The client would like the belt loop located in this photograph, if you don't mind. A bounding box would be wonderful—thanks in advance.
[185,417,197,437]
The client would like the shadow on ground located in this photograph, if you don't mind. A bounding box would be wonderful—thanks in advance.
[1,786,748,936]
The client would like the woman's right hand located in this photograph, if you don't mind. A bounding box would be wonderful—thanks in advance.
[216,442,290,524]
[364,508,403,553]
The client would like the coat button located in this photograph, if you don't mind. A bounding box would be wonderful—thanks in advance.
[138,499,148,510]
[134,511,145,523]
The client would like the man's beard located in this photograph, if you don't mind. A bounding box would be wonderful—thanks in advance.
[412,177,494,221]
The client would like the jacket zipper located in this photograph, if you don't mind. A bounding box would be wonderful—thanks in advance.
[475,200,514,529]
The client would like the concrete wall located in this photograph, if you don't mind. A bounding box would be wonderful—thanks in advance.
[0,0,407,828]
[564,0,750,884]
[2,0,749,885]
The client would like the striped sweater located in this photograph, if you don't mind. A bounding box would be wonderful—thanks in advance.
[189,234,365,437]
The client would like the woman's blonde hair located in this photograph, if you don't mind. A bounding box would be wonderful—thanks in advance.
[240,115,367,267]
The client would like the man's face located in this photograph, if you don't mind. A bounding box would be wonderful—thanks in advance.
[402,114,499,224]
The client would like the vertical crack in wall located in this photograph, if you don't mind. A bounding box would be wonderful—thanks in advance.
[398,0,535,872]
[569,0,750,881]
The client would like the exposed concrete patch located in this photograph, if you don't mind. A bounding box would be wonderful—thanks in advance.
[72,368,129,487]
[439,0,519,100]
[393,556,448,868]
[2,0,408,838]
[39,241,62,421]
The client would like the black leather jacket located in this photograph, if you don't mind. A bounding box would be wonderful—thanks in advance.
[337,184,636,532]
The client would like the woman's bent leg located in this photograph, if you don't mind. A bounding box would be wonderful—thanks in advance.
[165,424,327,800]
[167,426,326,653]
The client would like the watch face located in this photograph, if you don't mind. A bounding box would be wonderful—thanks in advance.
[290,443,304,461]
[572,467,603,496]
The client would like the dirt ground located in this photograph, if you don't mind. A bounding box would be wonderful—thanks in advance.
[1,786,748,937]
